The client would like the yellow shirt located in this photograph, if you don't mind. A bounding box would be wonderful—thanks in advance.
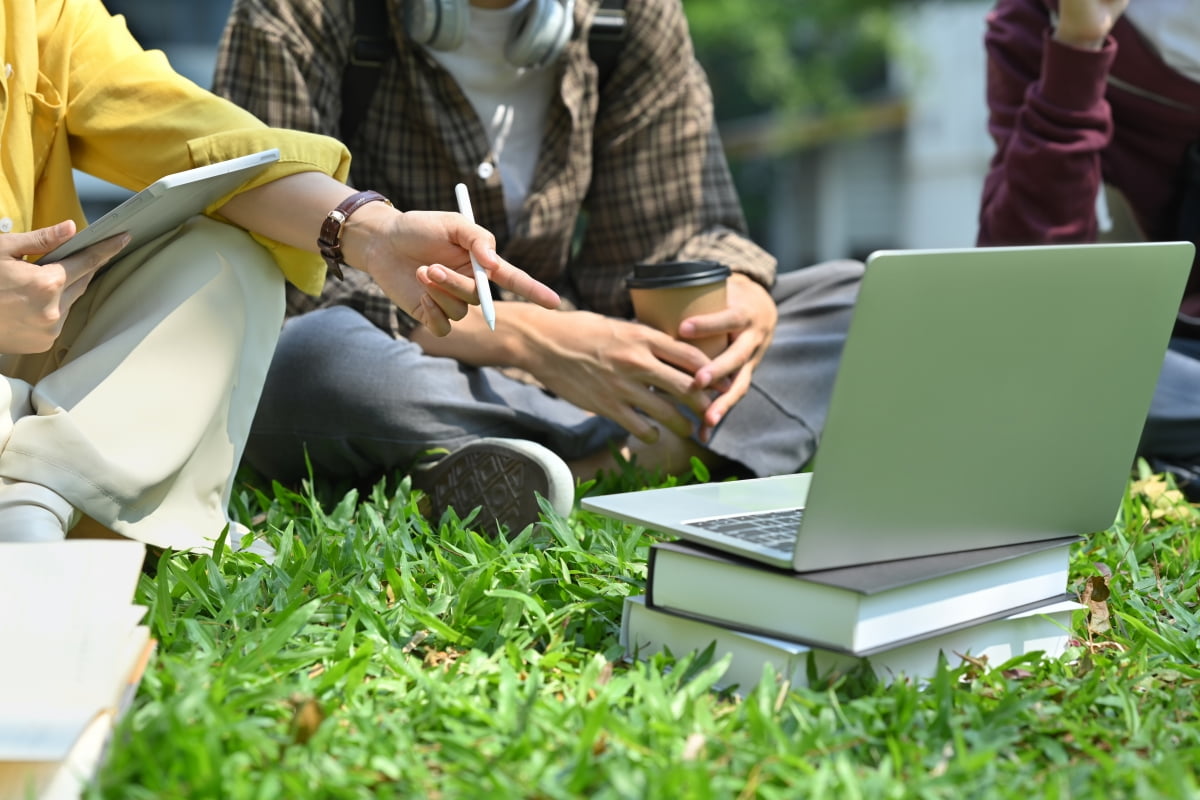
[0,0,351,293]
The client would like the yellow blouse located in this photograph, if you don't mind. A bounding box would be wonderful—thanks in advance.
[0,0,351,293]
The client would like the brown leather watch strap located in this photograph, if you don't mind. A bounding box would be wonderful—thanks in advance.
[317,189,392,280]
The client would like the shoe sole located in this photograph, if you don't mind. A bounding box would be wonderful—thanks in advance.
[411,440,563,535]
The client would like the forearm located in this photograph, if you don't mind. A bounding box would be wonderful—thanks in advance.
[217,171,355,258]
[412,301,557,369]
[220,168,418,285]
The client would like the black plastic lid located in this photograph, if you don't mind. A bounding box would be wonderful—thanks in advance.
[625,260,731,289]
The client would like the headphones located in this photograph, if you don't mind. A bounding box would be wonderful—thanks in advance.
[403,0,576,69]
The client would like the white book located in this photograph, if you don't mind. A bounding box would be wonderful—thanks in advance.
[621,594,1081,694]
[0,541,154,800]
[646,536,1075,654]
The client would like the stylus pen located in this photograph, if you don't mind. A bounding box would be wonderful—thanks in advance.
[453,183,497,331]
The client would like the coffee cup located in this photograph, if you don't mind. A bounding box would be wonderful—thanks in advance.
[626,260,732,358]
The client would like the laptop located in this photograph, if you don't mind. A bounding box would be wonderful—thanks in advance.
[36,149,280,264]
[583,242,1195,572]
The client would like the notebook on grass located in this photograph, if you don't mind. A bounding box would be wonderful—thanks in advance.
[36,149,280,264]
[584,242,1194,571]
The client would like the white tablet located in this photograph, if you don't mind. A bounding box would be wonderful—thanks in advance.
[36,149,281,264]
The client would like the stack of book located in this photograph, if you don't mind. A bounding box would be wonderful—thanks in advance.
[0,540,154,800]
[622,536,1082,693]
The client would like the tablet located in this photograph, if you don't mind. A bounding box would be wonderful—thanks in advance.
[36,149,281,264]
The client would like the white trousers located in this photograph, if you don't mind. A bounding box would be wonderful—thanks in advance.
[0,217,283,551]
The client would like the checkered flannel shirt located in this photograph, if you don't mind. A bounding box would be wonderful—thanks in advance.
[214,0,776,338]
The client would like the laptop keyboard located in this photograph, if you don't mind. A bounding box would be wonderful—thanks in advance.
[686,507,804,552]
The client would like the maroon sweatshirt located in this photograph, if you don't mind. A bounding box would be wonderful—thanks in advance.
[978,0,1200,318]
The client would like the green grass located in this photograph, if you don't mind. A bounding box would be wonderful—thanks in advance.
[93,462,1200,799]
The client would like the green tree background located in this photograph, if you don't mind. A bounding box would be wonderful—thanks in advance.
[683,0,911,256]
[684,0,901,121]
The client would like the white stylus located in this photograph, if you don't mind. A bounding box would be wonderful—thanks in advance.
[453,183,496,331]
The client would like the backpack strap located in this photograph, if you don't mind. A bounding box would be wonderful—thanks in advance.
[339,0,628,143]
[340,0,395,143]
[589,0,626,92]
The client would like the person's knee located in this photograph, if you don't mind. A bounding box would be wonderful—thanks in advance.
[256,306,435,427]
[268,307,393,391]
[796,258,865,280]
[775,259,864,297]
[818,258,866,279]
[811,258,865,295]
[185,216,283,308]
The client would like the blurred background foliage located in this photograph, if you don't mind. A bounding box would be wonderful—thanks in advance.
[683,0,906,122]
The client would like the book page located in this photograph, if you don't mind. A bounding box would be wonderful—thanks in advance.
[0,625,149,762]
[0,709,116,800]
[0,542,147,763]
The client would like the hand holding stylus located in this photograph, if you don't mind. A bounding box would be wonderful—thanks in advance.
[454,183,497,330]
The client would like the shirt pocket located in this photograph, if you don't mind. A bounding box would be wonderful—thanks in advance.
[26,70,65,178]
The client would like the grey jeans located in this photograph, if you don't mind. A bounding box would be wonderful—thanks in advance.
[244,260,865,483]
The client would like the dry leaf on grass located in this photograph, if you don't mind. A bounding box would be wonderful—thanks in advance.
[424,646,464,669]
[681,733,707,761]
[1081,574,1111,636]
[288,695,326,744]
[1129,475,1200,523]
[596,659,614,687]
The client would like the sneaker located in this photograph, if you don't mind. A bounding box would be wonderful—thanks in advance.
[410,438,574,535]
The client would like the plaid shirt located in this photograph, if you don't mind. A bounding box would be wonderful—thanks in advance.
[214,0,776,338]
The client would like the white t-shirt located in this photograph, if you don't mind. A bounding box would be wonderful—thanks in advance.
[1124,0,1200,83]
[426,0,557,230]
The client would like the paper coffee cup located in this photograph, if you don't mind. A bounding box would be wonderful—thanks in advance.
[626,260,732,358]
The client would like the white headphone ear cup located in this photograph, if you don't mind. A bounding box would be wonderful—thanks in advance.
[403,0,468,51]
[504,0,574,69]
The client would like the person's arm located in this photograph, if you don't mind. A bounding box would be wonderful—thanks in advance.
[218,172,560,336]
[573,0,776,318]
[49,0,327,196]
[977,0,1123,246]
[38,0,352,294]
[46,0,559,333]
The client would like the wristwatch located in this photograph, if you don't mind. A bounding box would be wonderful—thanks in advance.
[317,189,392,280]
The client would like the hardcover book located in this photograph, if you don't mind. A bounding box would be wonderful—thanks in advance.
[646,536,1078,655]
[0,540,153,800]
[621,594,1081,694]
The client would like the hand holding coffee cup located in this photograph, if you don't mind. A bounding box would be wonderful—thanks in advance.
[626,260,732,358]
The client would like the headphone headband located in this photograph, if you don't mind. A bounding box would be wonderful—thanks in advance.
[403,0,575,68]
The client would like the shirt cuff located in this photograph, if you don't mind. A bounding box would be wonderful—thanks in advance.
[1039,29,1117,112]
